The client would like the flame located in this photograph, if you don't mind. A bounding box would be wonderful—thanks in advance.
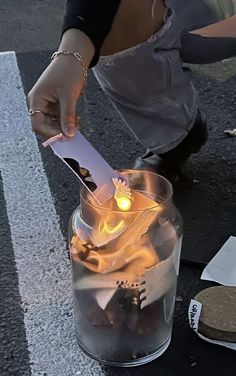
[116,197,132,211]
[101,219,125,234]
[71,233,159,276]
[72,180,163,278]
[112,178,132,211]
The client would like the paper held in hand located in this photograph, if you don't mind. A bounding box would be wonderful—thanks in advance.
[42,131,121,205]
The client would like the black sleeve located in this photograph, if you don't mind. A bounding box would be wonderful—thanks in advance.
[180,32,236,64]
[62,0,121,67]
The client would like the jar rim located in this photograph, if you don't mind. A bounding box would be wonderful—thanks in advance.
[80,169,173,213]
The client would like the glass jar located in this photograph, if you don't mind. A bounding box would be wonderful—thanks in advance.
[69,170,183,367]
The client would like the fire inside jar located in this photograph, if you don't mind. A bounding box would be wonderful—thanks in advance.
[69,170,183,366]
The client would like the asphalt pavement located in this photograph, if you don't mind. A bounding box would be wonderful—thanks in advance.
[0,1,235,376]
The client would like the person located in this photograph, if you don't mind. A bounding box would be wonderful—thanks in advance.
[28,0,236,182]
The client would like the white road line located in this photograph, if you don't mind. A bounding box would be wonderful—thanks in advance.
[0,51,103,376]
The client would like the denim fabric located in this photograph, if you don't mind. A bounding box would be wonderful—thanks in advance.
[93,0,236,153]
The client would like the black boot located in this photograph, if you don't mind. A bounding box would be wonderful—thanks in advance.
[133,111,208,184]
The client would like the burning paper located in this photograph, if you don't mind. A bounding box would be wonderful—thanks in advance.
[71,187,175,311]
[71,186,162,272]
[71,185,162,309]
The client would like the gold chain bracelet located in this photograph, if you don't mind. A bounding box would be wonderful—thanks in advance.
[51,49,88,94]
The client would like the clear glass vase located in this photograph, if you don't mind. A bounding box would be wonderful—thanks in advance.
[69,170,183,367]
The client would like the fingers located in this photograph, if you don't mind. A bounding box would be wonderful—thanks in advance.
[28,72,81,139]
[28,109,80,139]
[28,91,79,138]
[28,90,58,137]
[59,96,77,138]
[29,112,62,138]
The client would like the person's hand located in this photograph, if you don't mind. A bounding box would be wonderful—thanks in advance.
[28,29,95,139]
[28,56,84,138]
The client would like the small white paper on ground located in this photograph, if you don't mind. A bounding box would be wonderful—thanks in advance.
[201,236,236,286]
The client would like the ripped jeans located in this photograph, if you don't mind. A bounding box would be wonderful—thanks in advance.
[93,0,236,153]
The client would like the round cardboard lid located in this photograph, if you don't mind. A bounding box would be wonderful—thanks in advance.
[194,286,236,343]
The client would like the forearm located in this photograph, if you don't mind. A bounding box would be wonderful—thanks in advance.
[180,16,236,64]
[191,15,236,38]
[59,28,95,67]
[180,33,236,64]
[62,0,121,67]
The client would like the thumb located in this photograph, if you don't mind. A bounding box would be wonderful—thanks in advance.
[60,97,77,137]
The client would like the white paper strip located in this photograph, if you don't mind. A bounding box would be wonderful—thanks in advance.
[45,130,120,204]
[188,299,202,332]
